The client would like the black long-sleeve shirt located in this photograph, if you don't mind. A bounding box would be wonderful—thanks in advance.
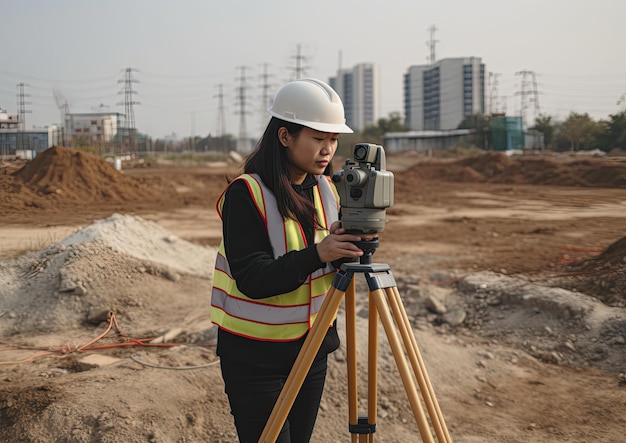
[216,173,340,361]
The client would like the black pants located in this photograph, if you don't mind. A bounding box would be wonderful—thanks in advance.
[220,351,328,443]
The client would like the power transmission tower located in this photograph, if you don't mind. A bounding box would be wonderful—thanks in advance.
[16,82,32,151]
[488,72,501,115]
[514,69,541,128]
[214,84,227,152]
[235,66,252,153]
[426,25,439,64]
[117,67,140,157]
[288,44,310,80]
[214,84,227,137]
[259,63,274,132]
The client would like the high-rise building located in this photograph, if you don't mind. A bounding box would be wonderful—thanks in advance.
[330,63,378,132]
[404,57,485,131]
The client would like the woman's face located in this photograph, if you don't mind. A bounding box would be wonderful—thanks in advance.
[280,126,339,184]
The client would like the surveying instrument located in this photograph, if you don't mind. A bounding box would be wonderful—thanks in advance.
[259,144,452,442]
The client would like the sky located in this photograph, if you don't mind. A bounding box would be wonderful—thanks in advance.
[1,0,625,140]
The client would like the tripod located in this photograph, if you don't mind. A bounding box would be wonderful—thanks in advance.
[259,242,452,442]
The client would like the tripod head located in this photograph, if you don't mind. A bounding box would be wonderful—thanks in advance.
[353,238,379,264]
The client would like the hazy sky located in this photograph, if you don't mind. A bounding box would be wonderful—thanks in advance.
[1,0,625,140]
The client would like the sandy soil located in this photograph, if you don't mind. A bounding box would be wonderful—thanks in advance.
[1,147,625,442]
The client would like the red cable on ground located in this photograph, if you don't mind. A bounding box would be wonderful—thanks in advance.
[0,312,181,366]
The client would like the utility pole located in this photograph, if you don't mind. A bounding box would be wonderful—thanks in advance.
[16,82,32,152]
[190,111,196,152]
[60,102,69,146]
[117,67,140,157]
[235,66,252,153]
[52,88,70,147]
[515,69,541,128]
[426,25,439,65]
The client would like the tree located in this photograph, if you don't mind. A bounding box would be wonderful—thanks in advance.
[599,111,626,152]
[336,112,407,156]
[557,112,601,152]
[362,112,407,140]
[530,114,556,148]
[457,113,489,149]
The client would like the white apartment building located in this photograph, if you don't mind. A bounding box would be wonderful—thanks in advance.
[404,57,485,131]
[66,112,124,145]
[330,63,379,132]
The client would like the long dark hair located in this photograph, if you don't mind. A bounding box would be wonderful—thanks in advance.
[244,117,333,225]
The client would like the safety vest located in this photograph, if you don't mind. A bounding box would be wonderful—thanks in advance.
[210,173,339,341]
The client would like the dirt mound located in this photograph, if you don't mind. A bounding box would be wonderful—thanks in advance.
[457,151,513,177]
[12,146,158,203]
[559,236,626,307]
[0,214,216,337]
[405,152,626,187]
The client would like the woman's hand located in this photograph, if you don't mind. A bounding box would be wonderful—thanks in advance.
[316,221,379,263]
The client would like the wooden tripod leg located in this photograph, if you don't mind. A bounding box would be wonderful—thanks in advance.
[387,286,452,443]
[367,290,378,443]
[345,277,359,443]
[369,288,435,443]
[259,285,346,443]
[348,278,378,443]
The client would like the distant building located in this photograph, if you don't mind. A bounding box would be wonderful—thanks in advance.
[66,112,124,146]
[330,63,379,132]
[383,129,474,153]
[489,116,524,151]
[0,108,53,158]
[404,57,485,131]
[64,111,152,155]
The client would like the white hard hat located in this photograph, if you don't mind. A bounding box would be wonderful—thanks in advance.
[268,78,353,134]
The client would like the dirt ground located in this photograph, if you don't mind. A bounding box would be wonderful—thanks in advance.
[1,146,625,443]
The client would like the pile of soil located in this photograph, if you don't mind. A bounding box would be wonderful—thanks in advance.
[0,147,230,226]
[558,236,626,307]
[407,152,626,187]
[3,147,160,211]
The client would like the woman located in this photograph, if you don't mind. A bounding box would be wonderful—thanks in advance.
[210,78,371,442]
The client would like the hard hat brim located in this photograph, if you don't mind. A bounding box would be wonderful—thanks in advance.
[268,110,354,134]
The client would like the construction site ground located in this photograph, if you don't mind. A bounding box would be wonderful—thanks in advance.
[1,146,625,442]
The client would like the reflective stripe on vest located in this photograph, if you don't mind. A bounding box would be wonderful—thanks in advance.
[210,173,339,341]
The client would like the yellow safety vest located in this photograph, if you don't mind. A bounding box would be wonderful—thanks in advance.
[210,173,339,341]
